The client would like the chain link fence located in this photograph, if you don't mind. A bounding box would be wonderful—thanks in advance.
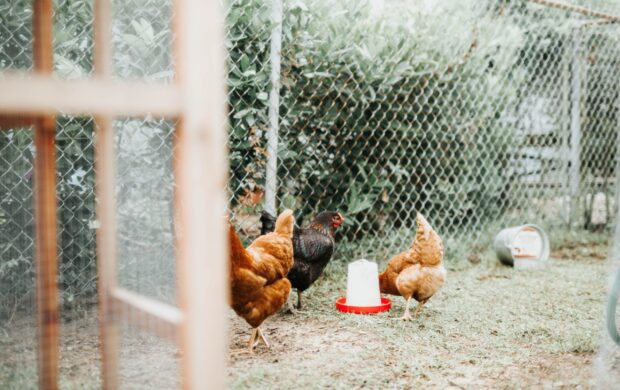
[227,0,620,262]
[1,0,620,316]
[1,0,620,384]
[0,0,178,386]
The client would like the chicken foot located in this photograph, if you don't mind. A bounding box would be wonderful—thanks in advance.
[248,327,270,353]
[400,298,427,321]
[285,290,303,314]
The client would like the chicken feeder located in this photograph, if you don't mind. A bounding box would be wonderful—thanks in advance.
[336,259,391,314]
[494,224,549,269]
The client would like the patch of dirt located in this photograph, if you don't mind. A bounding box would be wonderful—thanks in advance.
[489,353,594,389]
[228,310,381,365]
[551,241,609,262]
[476,274,511,281]
[0,313,179,389]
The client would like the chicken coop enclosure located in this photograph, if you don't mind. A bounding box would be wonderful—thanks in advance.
[1,0,620,388]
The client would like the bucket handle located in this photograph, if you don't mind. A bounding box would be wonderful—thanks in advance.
[607,267,620,346]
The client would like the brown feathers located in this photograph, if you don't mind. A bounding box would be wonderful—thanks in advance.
[379,213,446,308]
[410,213,444,267]
[229,209,295,328]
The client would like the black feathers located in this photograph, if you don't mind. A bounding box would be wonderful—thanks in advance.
[260,210,277,236]
[261,210,341,294]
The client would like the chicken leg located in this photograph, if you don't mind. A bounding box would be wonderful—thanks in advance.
[285,292,298,314]
[400,297,429,321]
[413,299,427,317]
[400,297,413,321]
[296,290,303,310]
[286,289,302,314]
[248,327,270,353]
[257,327,270,347]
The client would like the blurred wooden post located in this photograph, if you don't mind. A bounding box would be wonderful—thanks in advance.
[569,28,583,226]
[264,0,283,216]
[0,115,37,129]
[94,0,119,389]
[0,75,182,117]
[33,0,59,389]
[173,0,229,389]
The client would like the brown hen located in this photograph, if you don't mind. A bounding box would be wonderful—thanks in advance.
[379,213,446,320]
[229,209,295,351]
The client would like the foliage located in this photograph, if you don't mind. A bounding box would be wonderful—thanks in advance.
[0,0,32,69]
[0,130,34,318]
[226,0,272,205]
[2,0,620,319]
[275,0,522,235]
[55,118,97,307]
[0,0,98,315]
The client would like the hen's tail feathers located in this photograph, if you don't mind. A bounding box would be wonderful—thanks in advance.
[274,209,295,237]
[260,210,277,235]
[411,212,444,265]
[229,223,266,304]
[229,223,251,269]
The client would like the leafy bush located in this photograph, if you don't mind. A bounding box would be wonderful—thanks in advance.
[226,0,272,206]
[2,0,620,319]
[275,0,522,236]
[0,1,98,315]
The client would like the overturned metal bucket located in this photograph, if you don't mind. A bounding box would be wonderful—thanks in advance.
[494,224,550,269]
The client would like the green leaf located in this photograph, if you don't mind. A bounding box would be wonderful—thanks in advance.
[239,54,251,71]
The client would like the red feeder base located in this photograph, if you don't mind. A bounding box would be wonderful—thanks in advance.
[335,297,391,314]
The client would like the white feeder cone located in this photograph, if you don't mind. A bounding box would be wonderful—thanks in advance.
[346,259,381,307]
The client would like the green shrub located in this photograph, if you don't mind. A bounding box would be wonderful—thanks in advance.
[276,0,521,238]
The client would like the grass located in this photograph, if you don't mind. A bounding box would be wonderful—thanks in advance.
[0,234,614,388]
[228,235,611,388]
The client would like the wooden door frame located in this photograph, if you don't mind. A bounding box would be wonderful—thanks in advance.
[0,1,229,389]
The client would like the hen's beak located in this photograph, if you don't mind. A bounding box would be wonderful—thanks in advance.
[335,213,345,228]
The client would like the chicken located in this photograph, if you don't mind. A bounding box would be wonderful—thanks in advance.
[260,210,276,235]
[379,213,446,320]
[261,210,344,310]
[229,209,295,351]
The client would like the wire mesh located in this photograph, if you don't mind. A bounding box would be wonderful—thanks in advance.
[0,0,178,387]
[224,0,620,264]
[115,119,176,305]
[1,0,620,387]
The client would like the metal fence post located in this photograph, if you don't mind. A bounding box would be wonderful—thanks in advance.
[614,89,620,223]
[569,28,583,225]
[561,32,572,226]
[264,0,283,216]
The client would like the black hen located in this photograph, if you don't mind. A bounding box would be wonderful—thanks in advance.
[260,210,344,309]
